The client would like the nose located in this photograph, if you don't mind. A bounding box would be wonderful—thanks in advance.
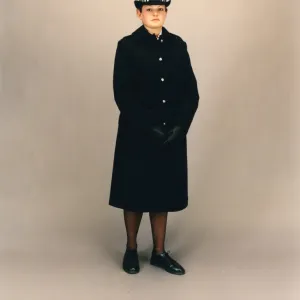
[152,9,159,16]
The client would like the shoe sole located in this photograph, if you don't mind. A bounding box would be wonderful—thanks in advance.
[150,261,185,275]
[123,267,140,274]
[124,270,140,274]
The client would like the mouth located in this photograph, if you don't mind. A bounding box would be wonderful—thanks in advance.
[152,19,160,21]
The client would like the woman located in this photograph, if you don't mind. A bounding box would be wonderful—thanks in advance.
[109,0,199,275]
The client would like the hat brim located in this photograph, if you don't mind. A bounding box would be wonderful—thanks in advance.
[134,1,171,9]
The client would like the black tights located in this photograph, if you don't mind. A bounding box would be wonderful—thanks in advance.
[123,210,168,254]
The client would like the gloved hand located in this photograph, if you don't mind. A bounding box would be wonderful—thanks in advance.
[150,125,166,141]
[163,126,184,145]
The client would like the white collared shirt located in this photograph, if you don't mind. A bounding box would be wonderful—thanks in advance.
[156,30,162,40]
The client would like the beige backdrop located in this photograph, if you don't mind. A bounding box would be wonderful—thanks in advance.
[0,0,299,299]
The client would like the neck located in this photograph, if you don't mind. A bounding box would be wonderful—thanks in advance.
[144,25,162,37]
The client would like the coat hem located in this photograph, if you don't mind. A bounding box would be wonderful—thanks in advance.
[108,202,188,213]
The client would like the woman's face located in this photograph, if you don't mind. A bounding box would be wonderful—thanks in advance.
[137,5,168,29]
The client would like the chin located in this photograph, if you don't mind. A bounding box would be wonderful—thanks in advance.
[150,22,163,27]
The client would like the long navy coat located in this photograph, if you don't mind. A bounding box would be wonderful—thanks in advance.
[109,25,199,212]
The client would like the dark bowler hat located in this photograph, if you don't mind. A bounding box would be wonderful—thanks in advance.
[134,0,171,9]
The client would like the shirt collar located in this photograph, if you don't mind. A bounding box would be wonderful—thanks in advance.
[156,30,162,40]
[132,25,170,41]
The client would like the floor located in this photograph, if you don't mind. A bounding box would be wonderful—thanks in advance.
[0,223,299,300]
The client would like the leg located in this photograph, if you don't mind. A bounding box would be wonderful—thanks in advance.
[122,210,143,274]
[123,210,143,249]
[149,211,185,275]
[149,212,168,253]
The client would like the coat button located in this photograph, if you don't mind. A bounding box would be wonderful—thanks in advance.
[162,99,166,103]
[161,40,163,43]
[159,57,163,61]
[161,78,164,82]
[163,122,166,126]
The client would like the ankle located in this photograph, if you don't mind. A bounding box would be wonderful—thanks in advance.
[153,248,165,255]
[126,243,138,250]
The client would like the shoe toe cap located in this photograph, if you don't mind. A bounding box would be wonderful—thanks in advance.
[170,264,185,275]
[124,266,140,274]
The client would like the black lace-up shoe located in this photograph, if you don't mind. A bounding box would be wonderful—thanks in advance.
[122,248,140,274]
[150,250,185,275]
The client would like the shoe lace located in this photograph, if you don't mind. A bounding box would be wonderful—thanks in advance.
[160,250,175,265]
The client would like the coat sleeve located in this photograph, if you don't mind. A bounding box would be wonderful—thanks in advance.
[113,39,157,130]
[174,42,200,135]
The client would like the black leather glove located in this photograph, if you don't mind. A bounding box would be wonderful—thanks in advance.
[163,126,184,145]
[149,125,166,142]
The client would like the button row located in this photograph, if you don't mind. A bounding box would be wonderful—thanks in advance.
[158,39,165,125]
